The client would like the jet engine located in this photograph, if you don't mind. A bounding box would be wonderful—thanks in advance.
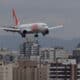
[42,29,49,36]
[20,29,27,37]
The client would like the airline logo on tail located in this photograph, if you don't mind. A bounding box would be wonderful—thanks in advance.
[12,8,20,26]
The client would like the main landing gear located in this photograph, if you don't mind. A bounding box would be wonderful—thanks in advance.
[34,34,38,37]
[21,34,26,38]
[21,33,39,38]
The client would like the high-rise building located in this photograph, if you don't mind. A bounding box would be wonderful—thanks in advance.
[47,59,77,80]
[19,34,39,60]
[39,47,69,62]
[31,43,39,56]
[0,61,13,80]
[13,60,48,80]
[0,60,48,80]
[0,48,18,63]
[73,48,80,63]
[1,58,80,80]
[13,61,37,80]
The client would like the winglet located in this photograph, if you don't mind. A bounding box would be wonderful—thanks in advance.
[12,8,20,26]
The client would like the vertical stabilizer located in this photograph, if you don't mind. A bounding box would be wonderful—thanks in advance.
[12,8,20,26]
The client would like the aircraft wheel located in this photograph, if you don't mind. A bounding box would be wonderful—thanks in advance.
[21,34,26,38]
[34,34,38,37]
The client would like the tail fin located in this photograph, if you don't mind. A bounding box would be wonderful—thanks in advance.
[12,8,20,26]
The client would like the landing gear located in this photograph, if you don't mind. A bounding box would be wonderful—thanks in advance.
[42,33,46,36]
[21,34,26,38]
[21,34,38,38]
[34,34,38,37]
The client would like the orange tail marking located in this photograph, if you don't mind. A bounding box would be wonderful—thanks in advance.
[12,8,19,26]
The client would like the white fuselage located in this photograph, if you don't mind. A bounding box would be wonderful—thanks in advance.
[17,23,49,33]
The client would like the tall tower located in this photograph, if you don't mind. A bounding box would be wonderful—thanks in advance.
[31,37,40,56]
[19,34,40,60]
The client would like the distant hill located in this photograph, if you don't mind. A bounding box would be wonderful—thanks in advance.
[0,35,80,52]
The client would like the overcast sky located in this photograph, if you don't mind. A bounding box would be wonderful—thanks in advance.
[0,0,80,39]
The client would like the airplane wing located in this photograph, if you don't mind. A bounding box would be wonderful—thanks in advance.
[0,27,20,32]
[48,25,64,30]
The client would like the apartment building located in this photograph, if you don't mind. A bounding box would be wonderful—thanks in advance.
[39,47,69,62]
[0,61,13,80]
[47,59,77,80]
[13,60,48,80]
[73,48,80,63]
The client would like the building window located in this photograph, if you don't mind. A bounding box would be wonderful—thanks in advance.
[45,50,49,59]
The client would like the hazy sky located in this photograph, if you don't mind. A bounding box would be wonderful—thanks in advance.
[0,0,80,39]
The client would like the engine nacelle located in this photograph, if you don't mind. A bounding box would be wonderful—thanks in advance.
[23,30,27,34]
[45,29,49,34]
[42,29,49,36]
[20,29,27,34]
[20,30,27,37]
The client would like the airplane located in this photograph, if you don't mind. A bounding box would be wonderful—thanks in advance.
[0,8,64,38]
